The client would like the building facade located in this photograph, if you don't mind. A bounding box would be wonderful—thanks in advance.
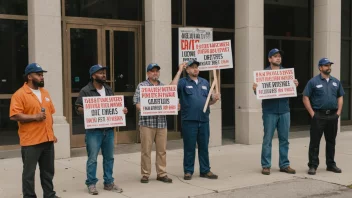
[0,0,350,158]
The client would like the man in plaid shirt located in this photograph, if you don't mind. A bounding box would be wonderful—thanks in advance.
[133,62,186,183]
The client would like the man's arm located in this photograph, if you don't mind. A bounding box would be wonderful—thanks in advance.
[303,96,314,118]
[75,90,86,115]
[10,113,45,123]
[170,62,187,85]
[337,96,343,116]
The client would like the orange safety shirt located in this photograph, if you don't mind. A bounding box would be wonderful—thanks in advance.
[9,83,56,146]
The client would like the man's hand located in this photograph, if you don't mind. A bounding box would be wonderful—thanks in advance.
[123,107,128,114]
[212,93,221,101]
[179,62,187,72]
[54,136,58,143]
[35,112,46,121]
[252,83,258,92]
[178,103,181,111]
[294,79,299,87]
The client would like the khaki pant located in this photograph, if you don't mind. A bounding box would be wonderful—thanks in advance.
[140,126,167,177]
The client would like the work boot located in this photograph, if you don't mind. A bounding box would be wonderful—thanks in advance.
[280,166,296,174]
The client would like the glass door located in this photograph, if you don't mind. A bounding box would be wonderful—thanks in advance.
[65,24,141,147]
[103,27,141,144]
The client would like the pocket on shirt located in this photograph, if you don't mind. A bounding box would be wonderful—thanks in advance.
[185,87,194,95]
[314,88,324,96]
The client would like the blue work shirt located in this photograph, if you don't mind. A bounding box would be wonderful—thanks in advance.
[178,76,210,122]
[260,66,290,114]
[303,74,345,110]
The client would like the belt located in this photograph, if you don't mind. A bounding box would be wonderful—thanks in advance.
[314,109,337,115]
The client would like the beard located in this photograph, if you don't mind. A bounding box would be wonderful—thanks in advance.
[322,69,331,75]
[94,78,106,84]
[33,80,44,87]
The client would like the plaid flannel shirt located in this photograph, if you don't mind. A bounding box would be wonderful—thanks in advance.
[133,80,167,128]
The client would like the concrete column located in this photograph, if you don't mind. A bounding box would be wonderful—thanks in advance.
[314,0,341,77]
[235,0,264,144]
[144,0,172,83]
[28,0,70,159]
[314,0,342,132]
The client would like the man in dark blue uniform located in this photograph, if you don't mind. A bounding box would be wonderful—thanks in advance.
[253,48,299,175]
[303,58,344,175]
[178,59,220,180]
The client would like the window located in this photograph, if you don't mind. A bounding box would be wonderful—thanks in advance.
[264,0,311,37]
[0,99,19,146]
[0,19,28,94]
[172,0,182,25]
[0,0,27,15]
[341,0,352,121]
[65,0,143,21]
[186,0,234,29]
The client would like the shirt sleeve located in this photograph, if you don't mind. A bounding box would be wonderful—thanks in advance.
[303,80,313,97]
[337,82,345,98]
[49,96,56,114]
[133,84,141,105]
[9,93,24,117]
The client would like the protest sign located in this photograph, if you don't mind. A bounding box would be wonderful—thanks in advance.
[140,85,178,116]
[83,96,126,129]
[195,40,233,71]
[179,27,212,65]
[254,68,297,100]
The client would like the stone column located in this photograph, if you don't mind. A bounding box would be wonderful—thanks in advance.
[144,0,172,83]
[28,0,70,159]
[314,0,342,132]
[314,0,341,77]
[235,0,264,144]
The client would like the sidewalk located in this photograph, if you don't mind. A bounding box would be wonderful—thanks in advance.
[1,132,352,198]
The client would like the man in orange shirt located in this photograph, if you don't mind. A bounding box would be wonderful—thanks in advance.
[9,63,59,198]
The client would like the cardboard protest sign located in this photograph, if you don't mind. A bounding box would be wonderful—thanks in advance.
[195,40,233,71]
[254,68,297,100]
[179,27,212,65]
[83,96,126,129]
[140,85,178,116]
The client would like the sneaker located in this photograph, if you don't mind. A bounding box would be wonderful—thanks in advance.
[308,167,316,175]
[184,173,192,180]
[141,176,149,183]
[87,185,98,195]
[104,183,123,193]
[200,171,218,179]
[280,166,296,174]
[327,165,342,173]
[262,167,270,175]
[157,175,173,183]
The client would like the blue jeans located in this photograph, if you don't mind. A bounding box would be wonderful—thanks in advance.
[85,128,114,186]
[182,120,210,175]
[261,112,290,169]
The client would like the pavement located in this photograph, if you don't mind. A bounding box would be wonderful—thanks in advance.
[1,131,352,198]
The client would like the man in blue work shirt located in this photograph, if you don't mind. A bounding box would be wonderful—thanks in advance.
[178,59,220,180]
[253,48,299,175]
[303,58,344,175]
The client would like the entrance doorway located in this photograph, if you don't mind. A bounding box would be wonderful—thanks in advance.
[64,24,142,148]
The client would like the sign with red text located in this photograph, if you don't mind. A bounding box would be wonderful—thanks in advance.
[140,85,178,116]
[179,27,212,65]
[254,68,297,100]
[195,40,233,71]
[83,96,126,129]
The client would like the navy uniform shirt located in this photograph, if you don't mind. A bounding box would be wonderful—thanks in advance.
[303,74,345,110]
[178,76,210,122]
[261,66,290,114]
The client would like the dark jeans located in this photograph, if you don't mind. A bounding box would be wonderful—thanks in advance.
[308,111,339,168]
[182,120,210,175]
[21,141,56,198]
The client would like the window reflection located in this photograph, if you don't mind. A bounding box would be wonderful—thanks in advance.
[70,28,98,93]
[0,19,28,94]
